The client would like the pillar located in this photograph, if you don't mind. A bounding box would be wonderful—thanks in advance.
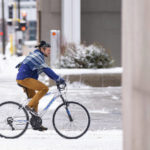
[122,0,150,150]
[61,0,81,45]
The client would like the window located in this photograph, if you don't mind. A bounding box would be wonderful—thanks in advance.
[29,21,37,27]
[28,21,37,40]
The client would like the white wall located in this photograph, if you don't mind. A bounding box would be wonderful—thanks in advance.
[122,0,150,150]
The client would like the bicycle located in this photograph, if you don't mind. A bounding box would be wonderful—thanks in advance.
[0,83,90,139]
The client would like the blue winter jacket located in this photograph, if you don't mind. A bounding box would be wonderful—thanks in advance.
[16,49,61,82]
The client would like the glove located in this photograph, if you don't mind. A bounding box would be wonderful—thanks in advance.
[56,77,65,85]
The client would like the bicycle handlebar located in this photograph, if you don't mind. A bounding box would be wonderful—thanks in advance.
[56,83,66,91]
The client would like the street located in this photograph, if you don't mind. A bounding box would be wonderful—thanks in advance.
[0,75,122,131]
[0,76,122,150]
[0,60,122,150]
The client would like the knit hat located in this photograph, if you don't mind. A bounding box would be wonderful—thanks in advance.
[35,41,51,48]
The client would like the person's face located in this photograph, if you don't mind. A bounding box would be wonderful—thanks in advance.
[41,47,50,57]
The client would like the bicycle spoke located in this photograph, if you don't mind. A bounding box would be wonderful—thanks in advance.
[53,101,90,139]
[0,101,29,139]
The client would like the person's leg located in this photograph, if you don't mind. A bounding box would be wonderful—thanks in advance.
[24,88,39,111]
[17,78,49,112]
[23,87,36,99]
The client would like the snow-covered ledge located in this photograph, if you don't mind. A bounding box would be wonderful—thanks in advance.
[49,67,122,87]
[54,67,122,75]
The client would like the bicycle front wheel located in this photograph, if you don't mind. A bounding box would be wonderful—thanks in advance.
[53,101,90,139]
[0,101,29,139]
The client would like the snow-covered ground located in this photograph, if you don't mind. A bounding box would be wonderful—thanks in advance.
[0,130,122,150]
[0,54,123,150]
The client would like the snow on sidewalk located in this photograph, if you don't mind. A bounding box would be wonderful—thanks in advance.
[0,130,122,150]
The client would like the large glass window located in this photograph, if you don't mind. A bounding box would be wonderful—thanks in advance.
[28,21,37,40]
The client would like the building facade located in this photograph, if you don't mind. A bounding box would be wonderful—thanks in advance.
[14,0,37,41]
[0,0,37,41]
[37,0,121,66]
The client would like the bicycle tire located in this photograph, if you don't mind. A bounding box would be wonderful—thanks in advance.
[53,101,90,139]
[0,101,29,139]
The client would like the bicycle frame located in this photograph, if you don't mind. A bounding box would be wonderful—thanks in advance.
[39,88,66,117]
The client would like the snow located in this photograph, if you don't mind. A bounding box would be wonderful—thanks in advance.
[60,44,115,68]
[0,53,122,78]
[0,53,123,150]
[0,130,122,150]
[0,53,25,74]
[24,40,37,46]
[89,109,110,114]
[53,68,122,75]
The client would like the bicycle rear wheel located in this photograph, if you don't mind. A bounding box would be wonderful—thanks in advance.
[0,101,29,139]
[53,101,90,139]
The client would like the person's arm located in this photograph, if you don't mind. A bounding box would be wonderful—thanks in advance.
[43,68,65,83]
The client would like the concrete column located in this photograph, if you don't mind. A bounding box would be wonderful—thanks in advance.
[61,0,81,45]
[122,0,150,150]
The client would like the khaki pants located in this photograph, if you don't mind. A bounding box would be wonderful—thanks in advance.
[17,78,49,112]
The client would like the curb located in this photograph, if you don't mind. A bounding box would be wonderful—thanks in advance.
[49,68,122,87]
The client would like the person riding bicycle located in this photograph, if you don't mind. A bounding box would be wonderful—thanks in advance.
[16,41,65,131]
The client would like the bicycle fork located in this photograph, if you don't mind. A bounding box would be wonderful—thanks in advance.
[65,104,73,122]
[60,95,73,122]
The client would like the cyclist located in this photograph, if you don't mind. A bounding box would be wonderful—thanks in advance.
[16,41,65,131]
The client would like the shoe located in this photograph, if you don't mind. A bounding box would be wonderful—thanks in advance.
[30,115,42,129]
[25,105,38,116]
[33,125,48,131]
